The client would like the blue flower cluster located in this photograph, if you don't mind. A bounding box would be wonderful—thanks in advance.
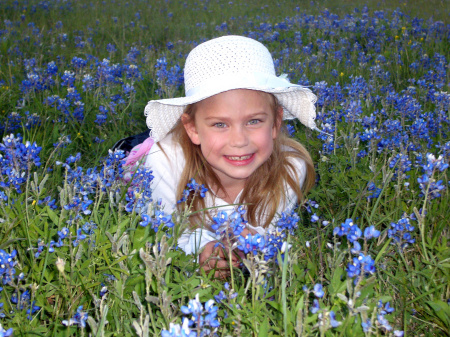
[209,206,300,262]
[0,249,18,287]
[155,56,184,98]
[161,294,219,337]
[124,167,154,213]
[58,150,127,221]
[177,178,208,204]
[304,283,341,328]
[214,282,238,304]
[0,249,41,320]
[388,215,416,248]
[11,290,40,319]
[372,300,403,335]
[417,153,448,200]
[0,134,42,194]
[333,219,380,280]
[139,210,175,232]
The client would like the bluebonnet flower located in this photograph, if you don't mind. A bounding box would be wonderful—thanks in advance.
[151,210,175,231]
[124,166,154,212]
[313,283,324,298]
[38,196,57,210]
[10,290,40,319]
[304,199,319,213]
[62,305,88,328]
[364,226,380,239]
[350,241,362,254]
[346,257,361,278]
[82,221,97,235]
[361,318,371,332]
[359,253,376,274]
[333,219,361,243]
[388,216,415,248]
[329,311,341,327]
[0,324,13,336]
[0,134,42,194]
[95,106,108,125]
[71,56,87,69]
[378,300,395,315]
[161,318,195,337]
[0,249,18,285]
[164,294,219,337]
[366,182,382,199]
[139,214,151,227]
[82,74,95,91]
[285,124,295,136]
[263,209,300,261]
[61,71,76,87]
[377,314,392,331]
[72,229,87,247]
[237,234,265,255]
[106,43,116,53]
[177,179,208,204]
[310,299,320,313]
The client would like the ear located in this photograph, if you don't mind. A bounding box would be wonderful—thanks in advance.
[181,113,201,145]
[272,106,284,139]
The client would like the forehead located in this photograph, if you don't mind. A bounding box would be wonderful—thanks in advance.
[194,89,275,115]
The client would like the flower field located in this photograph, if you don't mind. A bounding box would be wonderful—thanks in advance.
[0,0,449,336]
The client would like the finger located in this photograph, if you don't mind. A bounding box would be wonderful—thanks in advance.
[215,269,231,279]
[202,257,229,272]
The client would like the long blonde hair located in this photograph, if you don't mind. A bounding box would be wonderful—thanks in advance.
[169,94,315,230]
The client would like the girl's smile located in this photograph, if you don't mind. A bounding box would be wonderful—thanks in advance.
[183,89,282,197]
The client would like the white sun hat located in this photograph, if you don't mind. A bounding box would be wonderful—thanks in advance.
[145,35,317,143]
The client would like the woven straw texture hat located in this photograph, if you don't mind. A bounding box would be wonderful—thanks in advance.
[145,35,317,143]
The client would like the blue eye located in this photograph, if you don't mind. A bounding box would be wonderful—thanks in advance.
[214,122,226,128]
[248,119,261,125]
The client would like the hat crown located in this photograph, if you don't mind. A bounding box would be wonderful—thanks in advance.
[184,36,276,95]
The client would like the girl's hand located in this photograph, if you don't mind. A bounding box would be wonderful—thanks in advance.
[199,241,245,278]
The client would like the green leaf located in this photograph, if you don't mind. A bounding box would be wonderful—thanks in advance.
[426,300,450,328]
[258,318,269,337]
[46,206,60,226]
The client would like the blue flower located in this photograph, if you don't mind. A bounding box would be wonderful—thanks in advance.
[361,318,371,332]
[313,284,324,298]
[237,234,265,255]
[310,299,320,314]
[377,314,392,331]
[350,241,362,255]
[172,294,220,336]
[364,225,380,239]
[329,310,341,327]
[62,305,88,328]
[0,324,13,337]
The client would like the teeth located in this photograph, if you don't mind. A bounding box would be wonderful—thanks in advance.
[227,155,251,161]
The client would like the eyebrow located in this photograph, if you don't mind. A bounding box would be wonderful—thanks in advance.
[203,112,270,121]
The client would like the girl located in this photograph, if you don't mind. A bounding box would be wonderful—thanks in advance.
[133,35,316,276]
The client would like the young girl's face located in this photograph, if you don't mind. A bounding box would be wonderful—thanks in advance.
[183,89,282,191]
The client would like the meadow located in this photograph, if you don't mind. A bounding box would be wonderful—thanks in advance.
[0,0,449,336]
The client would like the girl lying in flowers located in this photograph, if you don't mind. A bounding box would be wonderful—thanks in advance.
[125,35,317,277]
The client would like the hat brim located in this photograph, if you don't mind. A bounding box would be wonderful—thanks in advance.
[145,80,316,143]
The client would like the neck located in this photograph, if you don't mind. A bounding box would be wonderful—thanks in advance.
[212,181,245,204]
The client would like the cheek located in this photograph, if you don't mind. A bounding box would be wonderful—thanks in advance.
[199,133,223,158]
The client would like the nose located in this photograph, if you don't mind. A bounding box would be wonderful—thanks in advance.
[229,125,249,148]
